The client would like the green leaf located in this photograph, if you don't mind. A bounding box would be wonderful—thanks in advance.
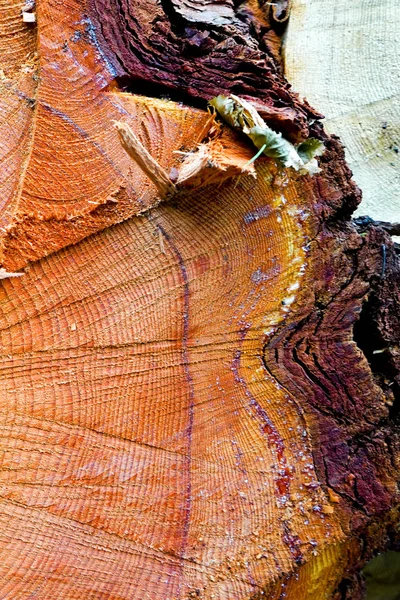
[209,94,325,175]
[297,138,325,163]
[247,126,302,170]
[209,95,243,130]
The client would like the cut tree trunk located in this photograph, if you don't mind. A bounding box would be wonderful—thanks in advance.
[0,1,399,599]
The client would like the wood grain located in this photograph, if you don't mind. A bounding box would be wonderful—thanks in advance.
[0,0,399,598]
[0,161,346,599]
[284,0,400,234]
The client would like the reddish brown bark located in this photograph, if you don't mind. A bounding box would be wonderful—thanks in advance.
[87,0,321,141]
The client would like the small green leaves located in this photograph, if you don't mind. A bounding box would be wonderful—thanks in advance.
[247,125,303,170]
[297,138,325,163]
[209,95,244,130]
[209,94,324,175]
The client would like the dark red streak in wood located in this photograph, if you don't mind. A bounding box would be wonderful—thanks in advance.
[156,224,195,580]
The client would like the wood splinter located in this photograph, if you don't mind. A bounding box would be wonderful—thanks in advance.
[115,120,258,201]
[114,121,177,198]
[22,12,36,22]
[0,268,24,280]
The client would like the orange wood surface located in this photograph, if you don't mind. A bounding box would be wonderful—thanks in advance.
[1,1,399,598]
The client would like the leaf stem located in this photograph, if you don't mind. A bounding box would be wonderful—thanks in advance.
[242,144,267,168]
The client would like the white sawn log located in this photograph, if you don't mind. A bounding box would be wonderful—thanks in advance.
[284,0,400,236]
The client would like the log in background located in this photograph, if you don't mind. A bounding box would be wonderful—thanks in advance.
[0,1,399,599]
[284,0,400,234]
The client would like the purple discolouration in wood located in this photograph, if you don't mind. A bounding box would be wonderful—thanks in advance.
[264,214,400,530]
[231,328,305,562]
[243,206,272,225]
[156,224,195,578]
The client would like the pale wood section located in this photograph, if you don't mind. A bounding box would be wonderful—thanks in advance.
[284,0,400,234]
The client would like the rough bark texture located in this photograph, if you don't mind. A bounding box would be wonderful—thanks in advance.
[0,1,399,599]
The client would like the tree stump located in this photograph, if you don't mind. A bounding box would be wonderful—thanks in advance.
[0,1,399,599]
